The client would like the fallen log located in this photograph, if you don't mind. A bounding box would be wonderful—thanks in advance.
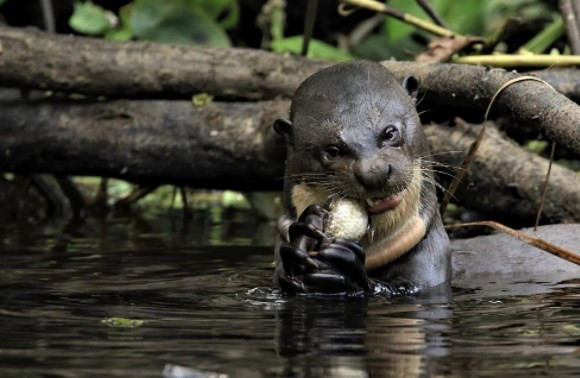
[0,98,578,222]
[0,98,289,190]
[425,122,580,223]
[0,26,324,101]
[531,69,580,103]
[0,26,578,154]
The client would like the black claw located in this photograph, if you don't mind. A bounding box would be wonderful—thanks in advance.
[299,204,329,222]
[288,221,326,242]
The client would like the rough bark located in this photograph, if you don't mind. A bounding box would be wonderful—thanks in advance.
[0,26,326,101]
[426,123,580,223]
[530,69,580,103]
[0,26,578,154]
[383,62,580,156]
[0,98,289,190]
[1,98,578,223]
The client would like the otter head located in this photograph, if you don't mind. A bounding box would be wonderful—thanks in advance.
[274,61,428,222]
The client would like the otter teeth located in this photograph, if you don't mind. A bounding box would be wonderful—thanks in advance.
[365,195,392,207]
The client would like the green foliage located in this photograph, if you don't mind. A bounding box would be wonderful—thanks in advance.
[69,1,116,36]
[385,0,486,41]
[105,4,133,41]
[194,0,239,30]
[520,16,564,54]
[354,0,490,60]
[271,37,353,61]
[69,0,239,47]
[130,0,231,46]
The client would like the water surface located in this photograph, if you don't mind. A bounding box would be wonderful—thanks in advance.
[0,210,578,377]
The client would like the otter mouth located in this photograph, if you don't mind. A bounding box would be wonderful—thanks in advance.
[365,193,403,215]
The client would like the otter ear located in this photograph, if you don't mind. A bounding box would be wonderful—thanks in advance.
[273,119,293,142]
[402,76,419,102]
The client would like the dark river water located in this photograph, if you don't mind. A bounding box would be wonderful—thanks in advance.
[0,209,578,377]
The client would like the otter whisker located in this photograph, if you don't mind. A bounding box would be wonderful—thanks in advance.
[415,167,462,180]
[416,92,428,107]
[420,160,465,170]
[418,150,464,158]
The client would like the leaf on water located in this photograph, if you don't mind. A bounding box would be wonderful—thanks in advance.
[271,36,353,61]
[101,317,144,328]
[130,0,231,47]
[69,1,117,36]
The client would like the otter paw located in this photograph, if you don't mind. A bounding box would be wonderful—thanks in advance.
[279,241,319,277]
[308,238,369,294]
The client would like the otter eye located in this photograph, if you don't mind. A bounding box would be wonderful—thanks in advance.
[324,145,343,160]
[380,125,400,146]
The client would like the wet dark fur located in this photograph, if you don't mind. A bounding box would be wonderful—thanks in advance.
[274,61,450,294]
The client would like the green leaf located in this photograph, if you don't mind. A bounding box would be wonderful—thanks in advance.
[101,317,144,328]
[194,0,239,30]
[271,37,353,61]
[130,0,231,47]
[352,34,423,61]
[384,0,486,41]
[105,3,133,41]
[524,140,548,154]
[69,1,116,36]
[192,93,214,107]
[105,27,133,41]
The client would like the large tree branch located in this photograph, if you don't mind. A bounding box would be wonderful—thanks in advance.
[0,26,325,101]
[0,26,579,154]
[0,98,289,190]
[1,98,578,222]
[426,123,580,223]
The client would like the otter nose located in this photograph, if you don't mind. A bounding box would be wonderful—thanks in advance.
[354,159,392,190]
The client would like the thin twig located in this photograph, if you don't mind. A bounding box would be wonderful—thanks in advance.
[446,221,580,265]
[116,185,158,206]
[560,0,580,54]
[301,0,319,56]
[534,141,556,233]
[55,175,86,218]
[416,0,448,28]
[339,0,458,37]
[94,177,109,208]
[440,76,555,214]
[40,0,56,34]
[452,54,580,67]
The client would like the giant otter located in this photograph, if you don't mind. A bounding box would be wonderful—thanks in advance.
[273,61,450,295]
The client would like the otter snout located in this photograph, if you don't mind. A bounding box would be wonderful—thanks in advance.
[353,157,392,192]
